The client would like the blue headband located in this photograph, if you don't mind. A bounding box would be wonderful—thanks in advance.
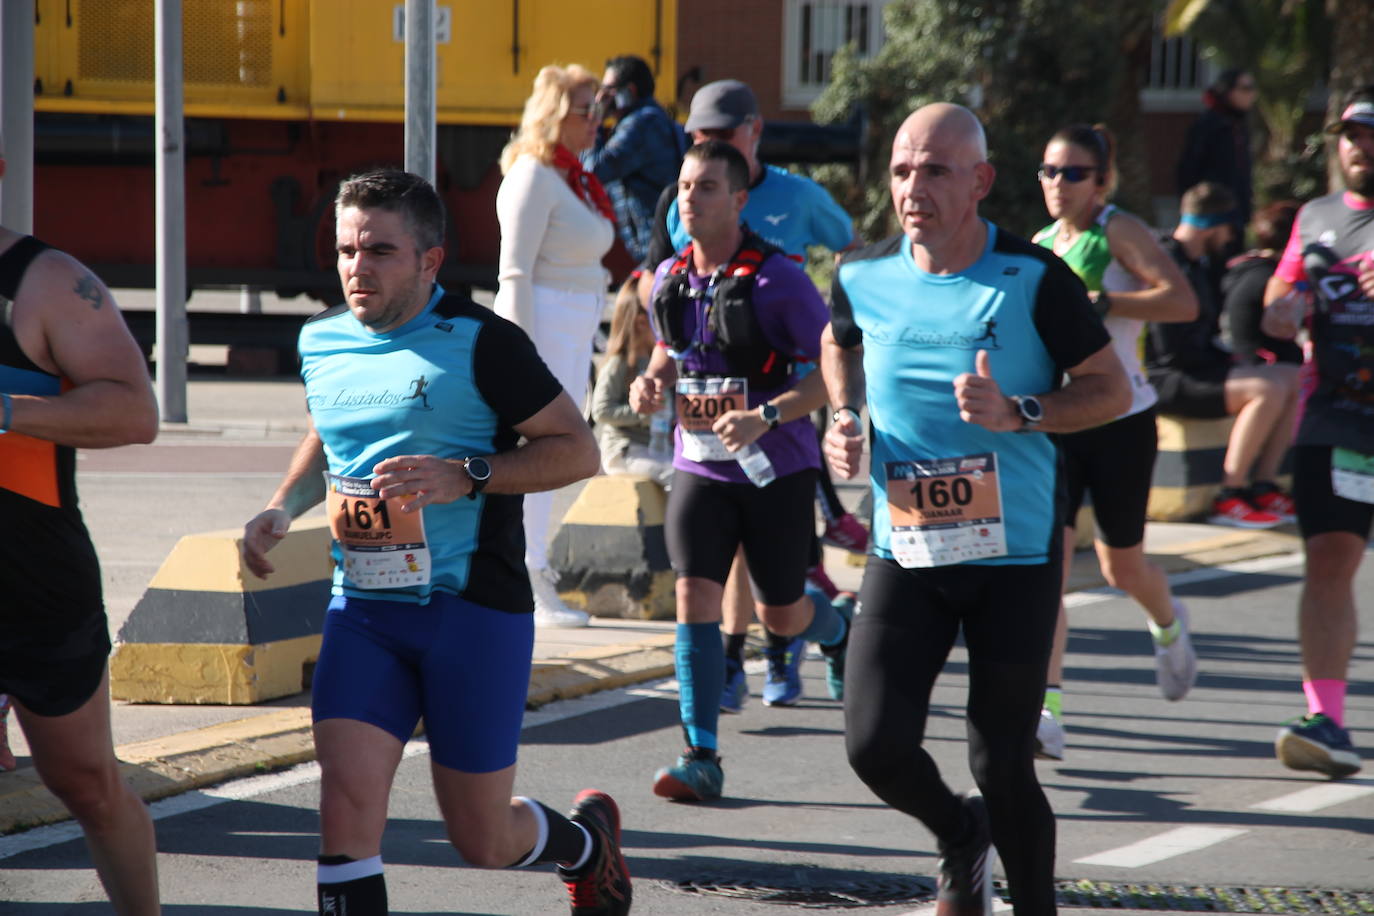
[1180,211,1233,229]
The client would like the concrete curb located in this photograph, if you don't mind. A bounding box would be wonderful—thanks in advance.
[0,530,1303,836]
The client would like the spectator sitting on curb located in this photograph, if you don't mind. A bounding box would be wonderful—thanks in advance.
[1146,181,1300,528]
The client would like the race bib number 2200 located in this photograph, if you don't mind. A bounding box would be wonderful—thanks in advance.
[885,453,1007,568]
[325,472,431,589]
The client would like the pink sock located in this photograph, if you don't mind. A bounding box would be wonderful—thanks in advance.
[1302,679,1347,726]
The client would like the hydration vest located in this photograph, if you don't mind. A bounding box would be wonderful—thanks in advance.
[649,229,792,388]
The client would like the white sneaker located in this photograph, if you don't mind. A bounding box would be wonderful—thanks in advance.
[530,567,589,629]
[1034,707,1064,761]
[1153,599,1197,702]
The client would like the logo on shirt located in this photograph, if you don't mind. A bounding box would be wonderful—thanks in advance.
[308,375,436,412]
[763,212,790,226]
[867,318,1002,351]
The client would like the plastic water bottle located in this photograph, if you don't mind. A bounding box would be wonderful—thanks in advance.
[649,400,674,458]
[736,442,776,488]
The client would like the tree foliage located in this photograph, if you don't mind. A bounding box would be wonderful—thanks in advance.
[1163,0,1333,202]
[811,0,1156,242]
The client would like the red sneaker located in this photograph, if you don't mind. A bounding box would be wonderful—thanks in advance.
[1208,492,1283,529]
[1249,484,1296,523]
[822,512,869,553]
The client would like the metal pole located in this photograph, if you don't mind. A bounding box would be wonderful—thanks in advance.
[155,0,187,422]
[0,0,35,234]
[404,0,436,183]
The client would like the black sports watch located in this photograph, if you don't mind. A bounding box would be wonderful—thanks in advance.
[1011,395,1044,432]
[463,456,492,499]
[758,402,781,430]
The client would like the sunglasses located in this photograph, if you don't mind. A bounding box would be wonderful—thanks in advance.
[694,127,738,142]
[1037,164,1097,183]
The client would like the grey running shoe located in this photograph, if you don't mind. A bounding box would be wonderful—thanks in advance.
[935,790,994,916]
[1276,713,1362,779]
[1153,599,1198,702]
[652,747,724,801]
[1034,708,1064,761]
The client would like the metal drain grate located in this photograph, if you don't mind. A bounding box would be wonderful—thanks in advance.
[1055,881,1374,914]
[667,871,1374,912]
[667,868,936,908]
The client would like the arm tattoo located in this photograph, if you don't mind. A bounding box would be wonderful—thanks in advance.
[74,273,104,311]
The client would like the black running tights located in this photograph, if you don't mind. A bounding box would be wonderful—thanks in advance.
[844,556,1059,916]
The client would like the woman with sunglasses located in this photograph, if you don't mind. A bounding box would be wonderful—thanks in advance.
[494,64,616,628]
[1031,124,1200,760]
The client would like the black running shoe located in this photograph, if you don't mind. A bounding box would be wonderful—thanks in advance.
[935,791,993,916]
[558,790,632,916]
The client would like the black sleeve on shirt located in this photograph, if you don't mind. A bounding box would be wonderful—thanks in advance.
[828,267,863,349]
[472,313,566,427]
[1031,254,1112,373]
[641,183,678,271]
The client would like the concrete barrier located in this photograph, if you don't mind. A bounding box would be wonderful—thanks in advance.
[1148,414,1234,522]
[111,519,333,705]
[549,475,675,620]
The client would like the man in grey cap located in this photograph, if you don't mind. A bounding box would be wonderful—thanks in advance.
[641,78,864,717]
[643,79,855,265]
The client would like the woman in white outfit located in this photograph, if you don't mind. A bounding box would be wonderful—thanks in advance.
[495,64,615,628]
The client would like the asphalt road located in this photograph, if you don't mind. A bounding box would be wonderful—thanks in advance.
[2,552,1371,914]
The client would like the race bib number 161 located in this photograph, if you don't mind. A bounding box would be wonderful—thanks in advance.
[325,472,431,589]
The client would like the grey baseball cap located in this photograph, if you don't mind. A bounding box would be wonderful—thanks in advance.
[684,80,759,132]
[1326,98,1374,134]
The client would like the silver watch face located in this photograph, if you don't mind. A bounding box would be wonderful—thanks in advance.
[1018,396,1044,423]
[761,403,781,424]
[466,457,492,481]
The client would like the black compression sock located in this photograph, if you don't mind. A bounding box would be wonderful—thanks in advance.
[724,632,747,663]
[508,797,593,868]
[317,854,387,915]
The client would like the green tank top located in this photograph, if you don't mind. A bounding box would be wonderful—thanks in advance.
[1031,204,1116,291]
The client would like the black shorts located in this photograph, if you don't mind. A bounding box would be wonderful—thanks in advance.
[0,517,111,717]
[1149,365,1230,419]
[1058,407,1158,549]
[665,467,818,606]
[1293,444,1374,539]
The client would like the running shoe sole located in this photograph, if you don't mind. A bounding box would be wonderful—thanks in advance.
[651,763,723,802]
[1275,730,1362,778]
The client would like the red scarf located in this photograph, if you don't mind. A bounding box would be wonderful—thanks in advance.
[552,144,615,225]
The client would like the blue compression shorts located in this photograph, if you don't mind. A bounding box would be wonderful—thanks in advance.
[311,593,534,772]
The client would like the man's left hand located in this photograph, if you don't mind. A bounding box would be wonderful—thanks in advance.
[953,349,1020,432]
[713,409,768,452]
[372,455,471,509]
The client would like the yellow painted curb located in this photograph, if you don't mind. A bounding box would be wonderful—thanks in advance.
[110,635,322,705]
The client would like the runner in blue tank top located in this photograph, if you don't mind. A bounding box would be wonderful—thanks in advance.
[821,104,1128,916]
[241,170,631,916]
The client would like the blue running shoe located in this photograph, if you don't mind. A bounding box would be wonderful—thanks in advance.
[652,747,723,801]
[720,656,748,713]
[1276,713,1362,778]
[821,593,856,701]
[762,636,804,706]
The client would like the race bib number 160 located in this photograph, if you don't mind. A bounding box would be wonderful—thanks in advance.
[885,453,1007,568]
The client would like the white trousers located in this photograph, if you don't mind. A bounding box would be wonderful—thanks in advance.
[522,283,603,570]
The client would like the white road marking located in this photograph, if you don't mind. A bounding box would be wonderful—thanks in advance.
[1073,826,1247,867]
[0,683,667,861]
[1250,778,1374,812]
[1064,552,1304,608]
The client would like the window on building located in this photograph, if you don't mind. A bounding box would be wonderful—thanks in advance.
[782,0,894,109]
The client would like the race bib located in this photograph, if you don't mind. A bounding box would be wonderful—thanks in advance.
[885,453,1007,568]
[325,472,431,589]
[677,377,747,463]
[1332,447,1374,505]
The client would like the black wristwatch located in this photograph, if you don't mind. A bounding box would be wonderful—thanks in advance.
[1011,395,1044,432]
[463,456,492,499]
[758,402,781,430]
